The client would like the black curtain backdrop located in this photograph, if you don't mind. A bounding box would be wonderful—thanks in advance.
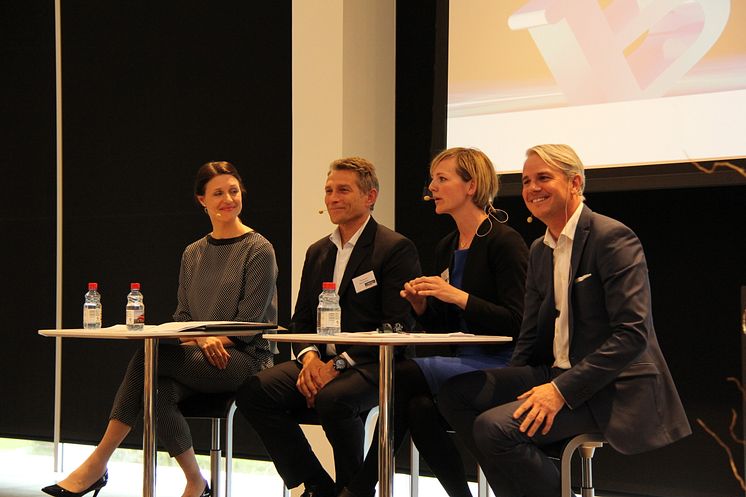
[1,1,291,462]
[394,1,746,497]
[0,1,57,438]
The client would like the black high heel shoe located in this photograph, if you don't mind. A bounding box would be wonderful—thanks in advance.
[199,482,212,497]
[41,470,108,497]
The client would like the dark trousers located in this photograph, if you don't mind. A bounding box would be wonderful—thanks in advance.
[438,365,600,497]
[110,344,269,456]
[347,359,473,497]
[235,359,378,492]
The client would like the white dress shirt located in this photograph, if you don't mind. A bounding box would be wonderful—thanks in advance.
[297,215,371,365]
[542,203,584,369]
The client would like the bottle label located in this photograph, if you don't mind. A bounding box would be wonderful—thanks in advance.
[319,310,341,330]
[83,308,101,328]
[126,309,145,325]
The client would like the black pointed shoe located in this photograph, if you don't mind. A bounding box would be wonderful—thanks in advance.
[41,471,108,497]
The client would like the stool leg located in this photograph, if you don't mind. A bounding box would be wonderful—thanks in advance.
[211,418,222,497]
[579,444,599,497]
[477,464,490,497]
[226,402,237,497]
[410,438,419,497]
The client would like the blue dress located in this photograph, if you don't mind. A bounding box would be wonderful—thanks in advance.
[413,248,512,393]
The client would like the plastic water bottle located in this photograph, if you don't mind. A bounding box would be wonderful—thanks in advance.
[126,282,145,331]
[83,282,102,329]
[317,282,341,335]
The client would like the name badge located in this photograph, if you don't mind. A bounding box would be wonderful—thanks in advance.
[440,268,449,283]
[353,270,378,294]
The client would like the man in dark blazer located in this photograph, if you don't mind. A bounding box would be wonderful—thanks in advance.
[236,157,421,497]
[439,144,690,497]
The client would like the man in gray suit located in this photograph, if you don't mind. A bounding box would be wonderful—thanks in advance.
[439,144,691,497]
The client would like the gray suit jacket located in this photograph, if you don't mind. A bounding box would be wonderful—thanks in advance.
[512,205,691,454]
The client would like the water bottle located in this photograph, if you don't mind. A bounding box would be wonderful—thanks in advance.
[83,282,102,329]
[317,281,341,335]
[126,282,145,331]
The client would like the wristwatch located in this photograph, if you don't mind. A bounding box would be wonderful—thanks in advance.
[332,355,349,371]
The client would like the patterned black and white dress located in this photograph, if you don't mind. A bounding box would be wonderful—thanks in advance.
[109,231,278,456]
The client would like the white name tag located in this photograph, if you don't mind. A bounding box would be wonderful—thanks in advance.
[440,268,449,283]
[352,270,378,294]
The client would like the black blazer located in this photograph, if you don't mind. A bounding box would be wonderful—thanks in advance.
[290,218,421,369]
[417,218,528,353]
[512,206,691,454]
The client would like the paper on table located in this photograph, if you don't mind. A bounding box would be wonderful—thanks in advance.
[100,321,273,333]
[154,321,268,332]
[337,331,476,338]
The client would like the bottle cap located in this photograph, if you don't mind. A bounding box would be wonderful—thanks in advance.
[130,282,141,290]
[322,282,336,290]
[88,282,98,290]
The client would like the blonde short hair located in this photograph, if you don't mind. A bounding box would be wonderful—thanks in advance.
[430,147,499,209]
[526,144,585,195]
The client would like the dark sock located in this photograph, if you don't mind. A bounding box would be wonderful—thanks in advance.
[305,471,335,494]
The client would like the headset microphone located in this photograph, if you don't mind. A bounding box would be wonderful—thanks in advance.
[423,195,433,201]
[527,215,533,223]
[318,209,326,214]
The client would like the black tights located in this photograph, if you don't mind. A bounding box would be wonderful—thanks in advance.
[346,359,473,497]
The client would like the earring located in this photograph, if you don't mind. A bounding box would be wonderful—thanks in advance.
[204,207,208,214]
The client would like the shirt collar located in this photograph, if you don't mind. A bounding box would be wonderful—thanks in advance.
[543,203,584,249]
[329,215,371,250]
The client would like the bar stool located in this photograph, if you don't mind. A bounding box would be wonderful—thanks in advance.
[409,433,605,497]
[544,433,606,497]
[180,392,238,497]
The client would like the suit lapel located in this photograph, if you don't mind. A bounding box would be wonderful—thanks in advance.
[531,244,557,365]
[338,218,377,296]
[567,205,592,340]
[320,239,337,282]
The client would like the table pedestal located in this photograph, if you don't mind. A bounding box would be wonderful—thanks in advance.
[378,344,394,497]
[143,337,158,497]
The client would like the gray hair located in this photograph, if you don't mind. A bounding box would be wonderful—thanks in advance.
[526,144,585,196]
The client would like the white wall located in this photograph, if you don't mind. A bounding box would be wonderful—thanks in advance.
[292,0,396,311]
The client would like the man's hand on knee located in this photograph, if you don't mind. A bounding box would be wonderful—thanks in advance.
[513,383,566,437]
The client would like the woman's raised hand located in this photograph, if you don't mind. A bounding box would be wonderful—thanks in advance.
[402,276,469,310]
[400,279,427,315]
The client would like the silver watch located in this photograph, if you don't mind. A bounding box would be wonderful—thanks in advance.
[332,355,349,371]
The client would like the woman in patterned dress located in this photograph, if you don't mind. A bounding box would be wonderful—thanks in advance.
[42,162,278,497]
